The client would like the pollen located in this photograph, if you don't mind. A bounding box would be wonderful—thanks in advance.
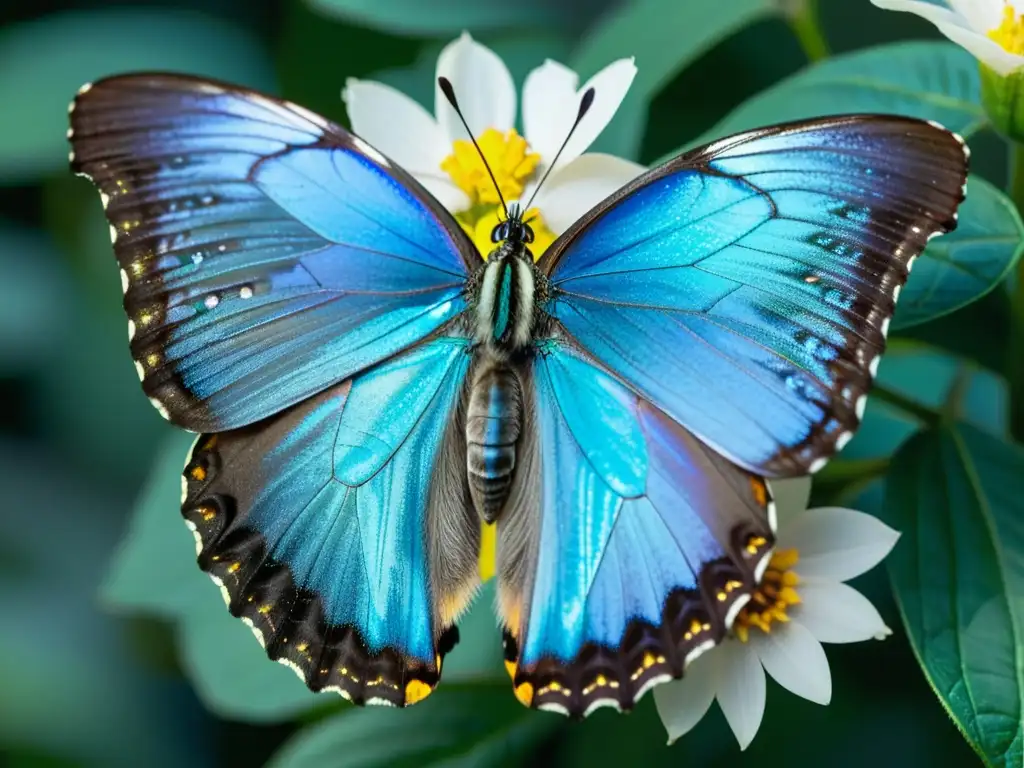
[442,128,540,206]
[734,548,802,643]
[989,2,1024,55]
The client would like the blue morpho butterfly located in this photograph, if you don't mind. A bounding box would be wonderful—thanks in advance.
[68,73,968,718]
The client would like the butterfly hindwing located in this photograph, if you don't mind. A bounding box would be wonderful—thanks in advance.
[537,115,969,476]
[496,341,775,717]
[181,337,478,705]
[70,74,480,432]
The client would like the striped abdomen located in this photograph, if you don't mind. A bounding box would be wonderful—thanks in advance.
[466,362,522,523]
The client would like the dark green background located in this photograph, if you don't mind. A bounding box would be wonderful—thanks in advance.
[0,1,999,766]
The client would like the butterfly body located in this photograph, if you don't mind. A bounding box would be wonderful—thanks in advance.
[68,74,969,717]
[465,357,524,523]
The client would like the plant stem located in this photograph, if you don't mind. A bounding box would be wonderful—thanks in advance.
[1007,143,1024,441]
[787,0,830,63]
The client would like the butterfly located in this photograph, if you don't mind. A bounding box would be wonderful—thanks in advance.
[68,73,968,718]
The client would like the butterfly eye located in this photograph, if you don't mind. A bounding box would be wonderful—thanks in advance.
[523,223,535,243]
[491,222,508,243]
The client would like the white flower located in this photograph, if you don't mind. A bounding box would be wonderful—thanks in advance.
[654,476,900,751]
[342,32,645,256]
[871,0,1024,75]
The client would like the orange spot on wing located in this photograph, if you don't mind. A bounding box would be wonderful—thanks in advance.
[749,477,768,507]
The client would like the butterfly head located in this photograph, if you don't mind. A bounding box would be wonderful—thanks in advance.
[438,76,594,353]
[491,202,534,246]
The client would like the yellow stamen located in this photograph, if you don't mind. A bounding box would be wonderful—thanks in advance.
[989,2,1024,54]
[478,520,497,582]
[734,548,803,641]
[442,128,540,206]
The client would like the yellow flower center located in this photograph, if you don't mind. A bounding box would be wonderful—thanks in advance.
[442,127,539,205]
[733,548,802,642]
[440,127,557,260]
[989,2,1024,54]
[478,521,497,582]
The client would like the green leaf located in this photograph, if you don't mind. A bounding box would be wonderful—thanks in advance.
[838,340,1008,464]
[571,0,780,159]
[103,433,323,722]
[0,442,206,768]
[884,424,1024,766]
[104,433,506,722]
[0,224,73,373]
[304,0,610,36]
[0,9,275,183]
[686,41,987,150]
[268,685,558,768]
[893,176,1023,330]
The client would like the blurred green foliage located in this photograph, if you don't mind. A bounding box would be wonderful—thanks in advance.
[2,0,1021,765]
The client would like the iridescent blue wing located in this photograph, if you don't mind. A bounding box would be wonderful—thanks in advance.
[496,341,775,717]
[69,74,479,432]
[181,337,479,705]
[537,116,968,475]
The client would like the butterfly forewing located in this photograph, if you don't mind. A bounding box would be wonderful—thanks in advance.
[538,115,969,477]
[69,74,480,432]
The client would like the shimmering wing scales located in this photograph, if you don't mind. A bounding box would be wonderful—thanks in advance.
[69,74,478,431]
[497,342,774,717]
[539,116,968,476]
[181,338,477,706]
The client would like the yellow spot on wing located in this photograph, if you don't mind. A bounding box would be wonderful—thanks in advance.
[504,659,517,681]
[514,681,534,707]
[404,679,433,706]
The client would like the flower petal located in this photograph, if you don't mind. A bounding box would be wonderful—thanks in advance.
[753,621,832,705]
[712,641,766,751]
[417,176,471,212]
[522,59,580,164]
[523,57,636,181]
[766,476,811,530]
[342,78,470,212]
[343,78,449,171]
[435,32,515,142]
[947,0,1003,32]
[871,0,1024,75]
[792,581,891,644]
[781,506,900,582]
[653,653,716,745]
[529,153,645,233]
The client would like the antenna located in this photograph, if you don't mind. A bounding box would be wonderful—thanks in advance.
[438,76,509,219]
[523,87,595,211]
